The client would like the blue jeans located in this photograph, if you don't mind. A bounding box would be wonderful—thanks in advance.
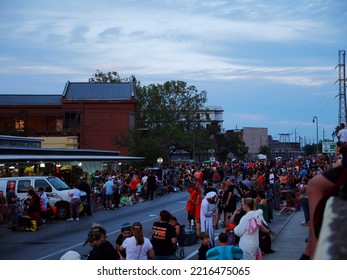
[301,197,309,223]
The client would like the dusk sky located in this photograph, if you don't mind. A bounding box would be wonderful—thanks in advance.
[1,0,346,144]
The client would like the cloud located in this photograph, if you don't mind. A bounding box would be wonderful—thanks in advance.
[232,113,267,122]
[98,27,122,40]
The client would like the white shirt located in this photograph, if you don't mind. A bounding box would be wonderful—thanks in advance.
[234,209,265,260]
[337,128,347,142]
[122,236,153,260]
[69,188,81,199]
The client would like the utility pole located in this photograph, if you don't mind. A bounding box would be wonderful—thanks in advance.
[337,50,347,126]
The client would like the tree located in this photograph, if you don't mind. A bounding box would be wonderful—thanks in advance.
[133,80,208,163]
[223,132,249,160]
[89,70,122,83]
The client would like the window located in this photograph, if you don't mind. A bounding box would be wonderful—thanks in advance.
[63,112,80,128]
[17,180,32,193]
[34,179,51,192]
[56,119,63,131]
[15,119,25,131]
[6,181,16,193]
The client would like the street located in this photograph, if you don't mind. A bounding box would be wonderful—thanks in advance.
[0,191,192,260]
[0,189,306,260]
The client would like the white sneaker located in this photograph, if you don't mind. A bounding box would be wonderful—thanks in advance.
[76,218,79,221]
[67,218,74,221]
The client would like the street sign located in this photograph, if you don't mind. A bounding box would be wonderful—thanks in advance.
[322,142,336,154]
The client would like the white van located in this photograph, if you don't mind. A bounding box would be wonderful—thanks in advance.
[0,176,88,220]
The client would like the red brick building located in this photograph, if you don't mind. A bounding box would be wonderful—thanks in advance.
[0,81,136,155]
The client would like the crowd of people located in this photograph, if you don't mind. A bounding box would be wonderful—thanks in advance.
[60,137,345,260]
[2,127,346,260]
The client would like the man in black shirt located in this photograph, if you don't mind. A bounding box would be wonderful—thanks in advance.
[151,210,177,259]
[84,224,120,260]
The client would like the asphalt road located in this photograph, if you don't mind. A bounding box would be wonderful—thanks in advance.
[0,191,194,260]
[0,190,298,260]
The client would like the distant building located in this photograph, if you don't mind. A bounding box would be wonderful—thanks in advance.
[0,81,136,155]
[227,127,268,160]
[268,136,303,158]
[199,106,224,130]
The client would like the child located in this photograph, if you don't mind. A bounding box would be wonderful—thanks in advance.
[198,232,212,260]
[218,232,228,246]
[225,223,237,246]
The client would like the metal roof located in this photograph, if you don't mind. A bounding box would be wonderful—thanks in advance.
[0,94,62,106]
[0,81,136,105]
[63,82,135,100]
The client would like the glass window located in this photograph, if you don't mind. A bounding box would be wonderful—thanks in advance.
[15,119,25,132]
[48,177,69,191]
[17,180,32,193]
[6,180,16,193]
[34,179,51,192]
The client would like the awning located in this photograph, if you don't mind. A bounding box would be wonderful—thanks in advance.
[0,155,144,162]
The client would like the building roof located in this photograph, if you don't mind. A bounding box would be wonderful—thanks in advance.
[0,94,62,106]
[0,81,136,105]
[62,81,135,100]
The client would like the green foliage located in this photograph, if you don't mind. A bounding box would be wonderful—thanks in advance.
[258,145,270,157]
[89,70,122,83]
[223,132,249,160]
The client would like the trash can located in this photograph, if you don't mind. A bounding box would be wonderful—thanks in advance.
[183,228,196,246]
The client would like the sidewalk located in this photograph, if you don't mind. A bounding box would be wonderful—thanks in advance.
[185,209,309,260]
[262,210,308,260]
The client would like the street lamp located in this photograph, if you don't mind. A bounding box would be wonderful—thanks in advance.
[157,157,163,168]
[313,116,318,156]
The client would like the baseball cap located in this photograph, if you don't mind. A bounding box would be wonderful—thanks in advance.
[83,223,107,247]
[121,223,131,233]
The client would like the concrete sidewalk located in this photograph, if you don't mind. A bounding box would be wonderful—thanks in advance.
[184,209,309,260]
[262,210,308,260]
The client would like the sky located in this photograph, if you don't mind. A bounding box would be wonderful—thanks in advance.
[1,0,347,145]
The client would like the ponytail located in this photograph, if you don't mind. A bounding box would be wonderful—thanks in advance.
[132,222,144,245]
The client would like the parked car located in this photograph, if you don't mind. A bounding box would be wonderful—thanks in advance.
[0,176,88,220]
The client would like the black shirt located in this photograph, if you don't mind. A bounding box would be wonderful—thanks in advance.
[115,233,128,259]
[151,221,177,256]
[87,241,120,260]
[198,243,211,260]
[78,181,91,194]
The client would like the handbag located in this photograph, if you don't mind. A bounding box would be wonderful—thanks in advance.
[79,204,84,212]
